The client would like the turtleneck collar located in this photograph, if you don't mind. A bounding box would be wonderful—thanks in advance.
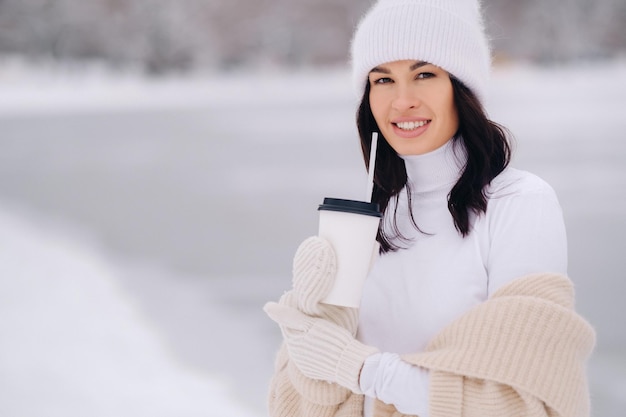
[400,138,467,193]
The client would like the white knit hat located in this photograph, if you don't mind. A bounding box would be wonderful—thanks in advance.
[350,0,491,104]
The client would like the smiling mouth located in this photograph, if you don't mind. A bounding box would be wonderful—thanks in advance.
[394,120,431,131]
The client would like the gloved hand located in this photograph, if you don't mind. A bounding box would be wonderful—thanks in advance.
[286,236,358,335]
[266,236,376,395]
[264,300,379,394]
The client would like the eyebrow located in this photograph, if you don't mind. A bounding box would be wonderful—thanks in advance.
[369,60,430,74]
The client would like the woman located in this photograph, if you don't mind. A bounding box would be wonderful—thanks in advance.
[264,0,595,416]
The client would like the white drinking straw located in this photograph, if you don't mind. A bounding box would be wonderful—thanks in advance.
[366,132,378,203]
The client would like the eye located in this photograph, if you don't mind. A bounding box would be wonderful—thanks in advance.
[372,77,393,85]
[416,72,435,79]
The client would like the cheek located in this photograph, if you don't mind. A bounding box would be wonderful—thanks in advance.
[370,94,380,118]
[368,92,386,126]
[451,108,460,132]
[438,91,458,127]
[447,100,459,130]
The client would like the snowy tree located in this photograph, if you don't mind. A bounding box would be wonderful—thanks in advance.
[0,0,624,73]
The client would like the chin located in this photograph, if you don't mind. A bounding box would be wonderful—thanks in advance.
[393,144,432,156]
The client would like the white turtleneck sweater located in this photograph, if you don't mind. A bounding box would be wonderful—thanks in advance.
[357,139,567,416]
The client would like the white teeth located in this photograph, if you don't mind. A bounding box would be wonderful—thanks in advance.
[396,120,429,130]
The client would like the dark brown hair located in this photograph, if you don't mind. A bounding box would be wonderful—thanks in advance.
[357,76,511,253]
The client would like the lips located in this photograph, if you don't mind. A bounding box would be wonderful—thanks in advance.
[391,118,431,138]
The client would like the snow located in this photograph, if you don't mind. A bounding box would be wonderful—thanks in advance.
[0,204,258,417]
[0,57,625,416]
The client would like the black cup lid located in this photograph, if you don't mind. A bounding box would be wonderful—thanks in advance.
[318,197,382,218]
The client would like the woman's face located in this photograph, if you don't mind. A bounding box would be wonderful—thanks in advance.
[368,60,459,156]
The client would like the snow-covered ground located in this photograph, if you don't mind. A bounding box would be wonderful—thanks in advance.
[0,204,259,417]
[0,58,625,416]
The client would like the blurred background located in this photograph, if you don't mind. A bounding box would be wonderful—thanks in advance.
[0,0,624,416]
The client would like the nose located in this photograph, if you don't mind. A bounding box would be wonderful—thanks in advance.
[391,85,421,112]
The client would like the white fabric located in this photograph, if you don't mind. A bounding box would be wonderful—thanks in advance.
[360,352,430,417]
[350,0,491,103]
[357,138,568,416]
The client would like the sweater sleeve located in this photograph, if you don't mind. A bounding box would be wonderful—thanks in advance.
[268,343,363,417]
[485,178,567,295]
[400,274,595,417]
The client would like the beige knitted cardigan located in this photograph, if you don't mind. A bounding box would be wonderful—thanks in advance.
[267,273,596,417]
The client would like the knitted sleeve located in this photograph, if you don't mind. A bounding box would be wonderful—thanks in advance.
[400,273,595,417]
[267,343,364,417]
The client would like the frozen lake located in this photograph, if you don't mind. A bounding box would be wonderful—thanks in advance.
[0,61,625,416]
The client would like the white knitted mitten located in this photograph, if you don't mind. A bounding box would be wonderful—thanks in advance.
[267,236,367,404]
[264,301,379,393]
[290,236,358,335]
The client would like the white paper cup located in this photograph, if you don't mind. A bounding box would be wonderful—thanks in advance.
[317,198,382,308]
